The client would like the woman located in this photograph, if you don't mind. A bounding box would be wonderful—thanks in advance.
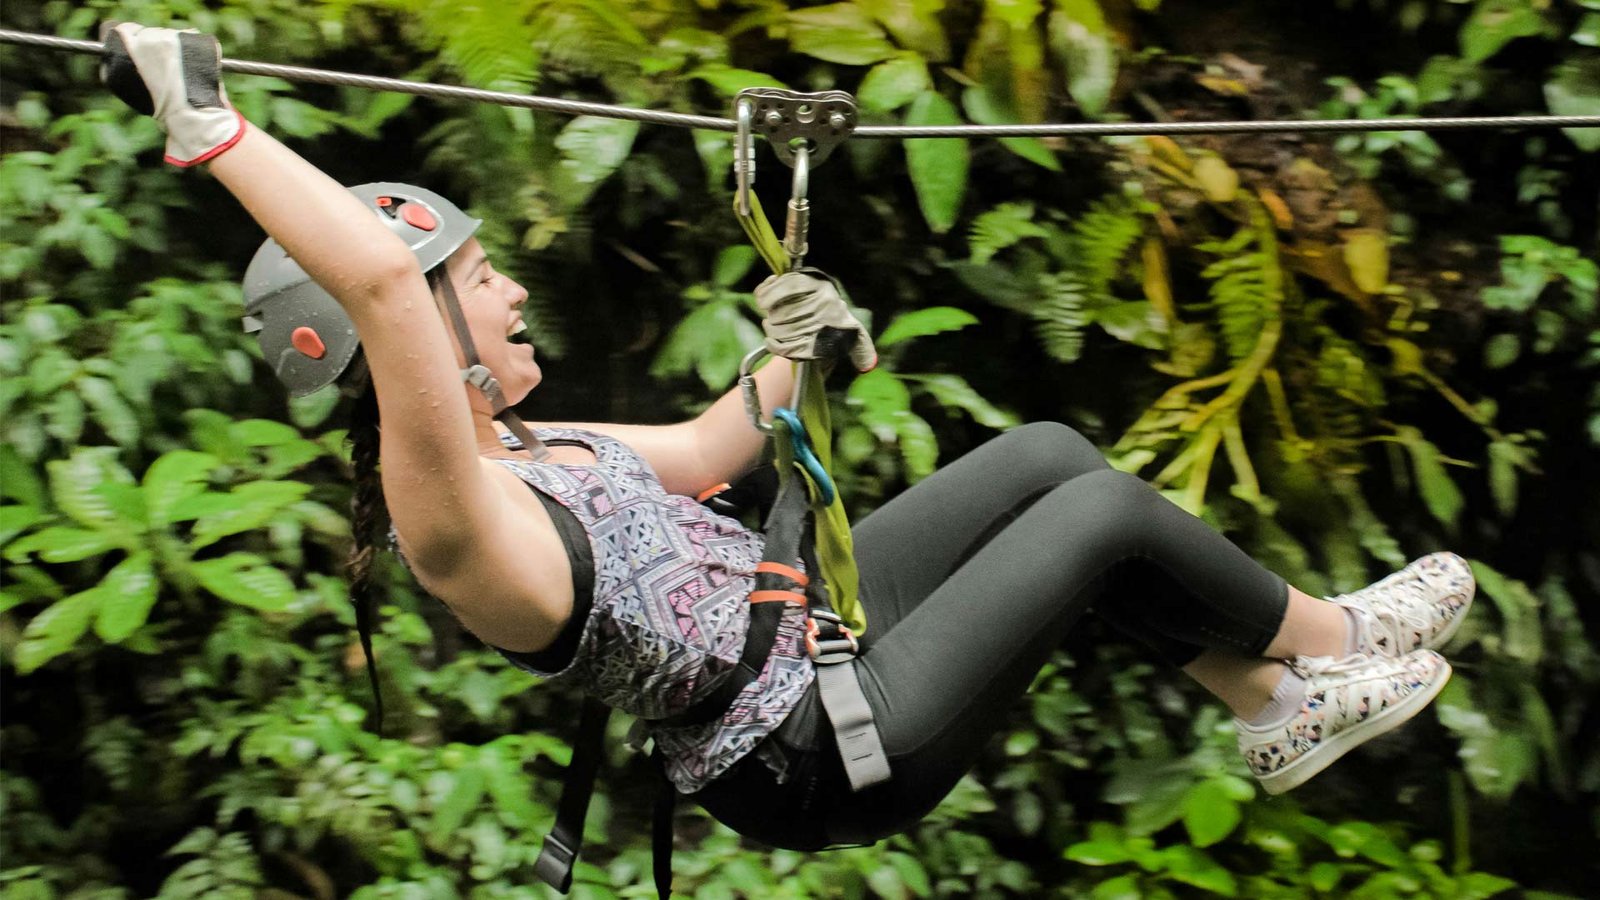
[102,21,1473,869]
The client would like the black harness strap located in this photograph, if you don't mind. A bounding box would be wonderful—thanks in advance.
[533,695,610,891]
[535,457,884,898]
[656,477,810,728]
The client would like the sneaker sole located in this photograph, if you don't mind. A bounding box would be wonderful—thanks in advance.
[1256,658,1452,796]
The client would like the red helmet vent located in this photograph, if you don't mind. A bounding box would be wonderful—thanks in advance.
[291,326,327,359]
[401,203,438,232]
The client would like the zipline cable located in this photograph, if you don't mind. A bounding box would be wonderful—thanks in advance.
[6,27,1600,138]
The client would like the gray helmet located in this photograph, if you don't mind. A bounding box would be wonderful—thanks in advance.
[241,182,481,397]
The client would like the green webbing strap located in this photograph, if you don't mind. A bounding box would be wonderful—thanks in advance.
[797,364,864,634]
[737,190,865,634]
[737,191,789,276]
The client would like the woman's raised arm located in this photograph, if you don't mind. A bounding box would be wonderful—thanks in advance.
[103,24,504,566]
[208,128,505,559]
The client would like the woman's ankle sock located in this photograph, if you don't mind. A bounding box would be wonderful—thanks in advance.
[1246,667,1307,726]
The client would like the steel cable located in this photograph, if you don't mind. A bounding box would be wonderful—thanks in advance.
[5,27,1600,138]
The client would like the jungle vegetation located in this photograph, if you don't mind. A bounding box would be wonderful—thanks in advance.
[2,0,1598,897]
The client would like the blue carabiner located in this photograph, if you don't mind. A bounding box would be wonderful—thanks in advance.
[772,407,836,506]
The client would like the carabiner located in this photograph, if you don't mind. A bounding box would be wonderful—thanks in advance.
[772,406,836,506]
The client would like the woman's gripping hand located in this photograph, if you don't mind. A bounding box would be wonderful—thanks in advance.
[99,22,246,167]
[753,269,878,373]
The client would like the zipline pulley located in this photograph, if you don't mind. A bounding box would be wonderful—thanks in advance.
[734,88,859,432]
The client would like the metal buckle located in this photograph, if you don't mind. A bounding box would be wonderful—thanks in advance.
[806,608,859,661]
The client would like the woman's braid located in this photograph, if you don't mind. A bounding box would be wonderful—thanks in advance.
[347,384,387,731]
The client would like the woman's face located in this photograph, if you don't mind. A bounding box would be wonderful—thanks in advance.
[441,238,541,404]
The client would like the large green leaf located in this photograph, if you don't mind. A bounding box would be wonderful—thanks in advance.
[0,504,42,548]
[1470,560,1544,664]
[650,298,764,390]
[188,481,313,551]
[142,451,219,527]
[1460,0,1553,63]
[1158,845,1237,896]
[0,445,45,507]
[1395,426,1463,530]
[3,525,124,564]
[688,65,788,96]
[1180,779,1241,847]
[77,376,140,448]
[13,587,102,674]
[46,447,136,531]
[904,374,1022,429]
[787,4,898,66]
[1435,676,1540,798]
[905,92,970,234]
[429,765,487,838]
[554,116,641,206]
[189,553,297,611]
[93,552,159,643]
[1049,0,1118,117]
[1543,58,1600,152]
[877,307,979,347]
[859,0,951,61]
[859,55,933,113]
[961,86,1062,171]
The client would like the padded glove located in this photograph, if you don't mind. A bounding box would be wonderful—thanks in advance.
[753,269,877,372]
[99,22,245,167]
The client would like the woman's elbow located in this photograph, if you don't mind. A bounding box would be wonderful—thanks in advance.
[331,247,425,308]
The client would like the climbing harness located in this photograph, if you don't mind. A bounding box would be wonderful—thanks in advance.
[534,89,889,899]
[5,28,1600,137]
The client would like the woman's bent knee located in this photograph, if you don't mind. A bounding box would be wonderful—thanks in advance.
[990,421,1108,484]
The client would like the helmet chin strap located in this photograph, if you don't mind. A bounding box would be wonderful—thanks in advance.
[429,269,552,462]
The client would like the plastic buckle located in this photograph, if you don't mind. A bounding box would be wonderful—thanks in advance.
[806,608,858,662]
[533,835,578,892]
[462,364,498,392]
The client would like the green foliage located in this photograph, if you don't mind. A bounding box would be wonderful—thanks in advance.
[4,0,1598,897]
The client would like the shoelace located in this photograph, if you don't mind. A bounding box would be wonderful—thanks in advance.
[1290,652,1386,680]
[1334,576,1437,651]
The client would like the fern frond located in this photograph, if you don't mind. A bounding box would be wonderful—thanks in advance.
[398,0,542,91]
[968,202,1051,265]
[1068,197,1145,284]
[1034,272,1091,363]
[533,1,651,86]
[1201,233,1283,363]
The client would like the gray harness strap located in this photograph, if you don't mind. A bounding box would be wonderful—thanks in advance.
[814,656,891,790]
[429,269,551,462]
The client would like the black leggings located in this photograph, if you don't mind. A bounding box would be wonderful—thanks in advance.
[692,422,1288,849]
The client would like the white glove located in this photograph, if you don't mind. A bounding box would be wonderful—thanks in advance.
[100,23,246,167]
[753,270,877,372]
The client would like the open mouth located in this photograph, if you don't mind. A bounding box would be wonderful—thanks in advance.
[507,319,532,345]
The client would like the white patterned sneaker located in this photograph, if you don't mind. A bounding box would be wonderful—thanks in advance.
[1236,649,1451,795]
[1329,552,1475,657]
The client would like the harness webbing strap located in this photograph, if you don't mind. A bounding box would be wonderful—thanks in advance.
[796,363,863,632]
[533,696,610,891]
[654,475,810,729]
[814,661,892,790]
[652,775,676,900]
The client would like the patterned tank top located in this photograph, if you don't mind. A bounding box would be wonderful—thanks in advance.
[488,427,816,793]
